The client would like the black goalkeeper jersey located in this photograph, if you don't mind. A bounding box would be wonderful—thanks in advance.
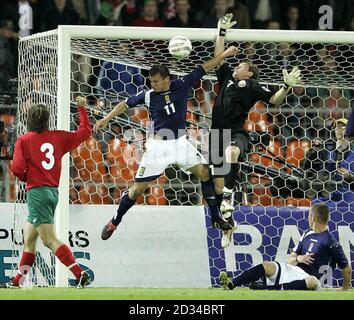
[212,63,274,132]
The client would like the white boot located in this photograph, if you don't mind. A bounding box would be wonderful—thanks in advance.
[221,211,238,248]
[220,187,234,214]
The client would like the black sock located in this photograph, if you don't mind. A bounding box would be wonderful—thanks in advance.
[112,191,136,226]
[232,264,266,287]
[279,279,308,290]
[201,179,220,224]
[224,163,239,190]
[216,193,223,209]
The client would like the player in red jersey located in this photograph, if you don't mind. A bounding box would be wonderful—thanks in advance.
[1,96,92,288]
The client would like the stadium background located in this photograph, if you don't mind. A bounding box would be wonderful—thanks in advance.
[0,0,353,205]
[0,0,353,291]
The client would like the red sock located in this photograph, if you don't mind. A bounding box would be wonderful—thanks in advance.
[55,244,83,279]
[13,252,36,286]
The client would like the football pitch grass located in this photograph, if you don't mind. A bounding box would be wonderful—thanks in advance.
[0,287,353,300]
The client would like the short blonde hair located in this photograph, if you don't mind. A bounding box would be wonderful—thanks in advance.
[310,203,329,224]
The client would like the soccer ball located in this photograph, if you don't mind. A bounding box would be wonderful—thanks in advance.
[168,36,192,60]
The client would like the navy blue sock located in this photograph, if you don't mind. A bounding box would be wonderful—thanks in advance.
[231,264,266,287]
[111,191,136,226]
[279,279,308,290]
[216,193,223,209]
[346,105,354,137]
[201,179,220,224]
[224,163,239,190]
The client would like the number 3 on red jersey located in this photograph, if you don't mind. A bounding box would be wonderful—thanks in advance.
[40,143,55,170]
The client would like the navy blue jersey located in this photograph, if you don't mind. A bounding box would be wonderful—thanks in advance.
[292,230,349,279]
[125,66,206,139]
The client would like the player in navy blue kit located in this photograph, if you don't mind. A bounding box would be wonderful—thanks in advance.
[94,46,239,240]
[219,203,352,290]
[211,14,302,248]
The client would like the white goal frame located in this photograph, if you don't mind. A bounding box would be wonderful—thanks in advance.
[19,25,354,287]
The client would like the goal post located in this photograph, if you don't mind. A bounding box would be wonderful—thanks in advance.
[16,26,354,288]
[56,27,71,287]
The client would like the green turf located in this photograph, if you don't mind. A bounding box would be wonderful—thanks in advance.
[0,287,353,300]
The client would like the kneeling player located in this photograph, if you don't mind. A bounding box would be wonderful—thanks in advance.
[219,203,352,290]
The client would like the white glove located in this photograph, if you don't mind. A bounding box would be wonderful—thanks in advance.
[217,13,237,35]
[282,66,301,89]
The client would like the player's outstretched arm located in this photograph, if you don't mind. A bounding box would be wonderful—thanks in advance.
[214,13,237,59]
[76,95,92,137]
[269,66,301,106]
[93,101,128,133]
[202,46,239,73]
[63,96,92,152]
[340,264,352,290]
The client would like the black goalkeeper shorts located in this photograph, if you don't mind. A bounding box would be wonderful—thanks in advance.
[208,129,249,177]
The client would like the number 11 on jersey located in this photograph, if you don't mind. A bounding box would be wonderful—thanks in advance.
[164,103,175,115]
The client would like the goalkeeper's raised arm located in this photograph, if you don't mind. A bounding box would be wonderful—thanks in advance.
[214,13,237,61]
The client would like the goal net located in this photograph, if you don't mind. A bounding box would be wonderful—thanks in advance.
[13,26,354,287]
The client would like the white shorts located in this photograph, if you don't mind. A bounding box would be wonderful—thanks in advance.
[135,135,206,181]
[265,262,321,290]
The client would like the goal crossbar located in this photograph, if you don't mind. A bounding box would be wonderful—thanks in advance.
[20,26,354,44]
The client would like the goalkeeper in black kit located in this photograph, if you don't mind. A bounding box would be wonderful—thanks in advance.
[210,14,302,248]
